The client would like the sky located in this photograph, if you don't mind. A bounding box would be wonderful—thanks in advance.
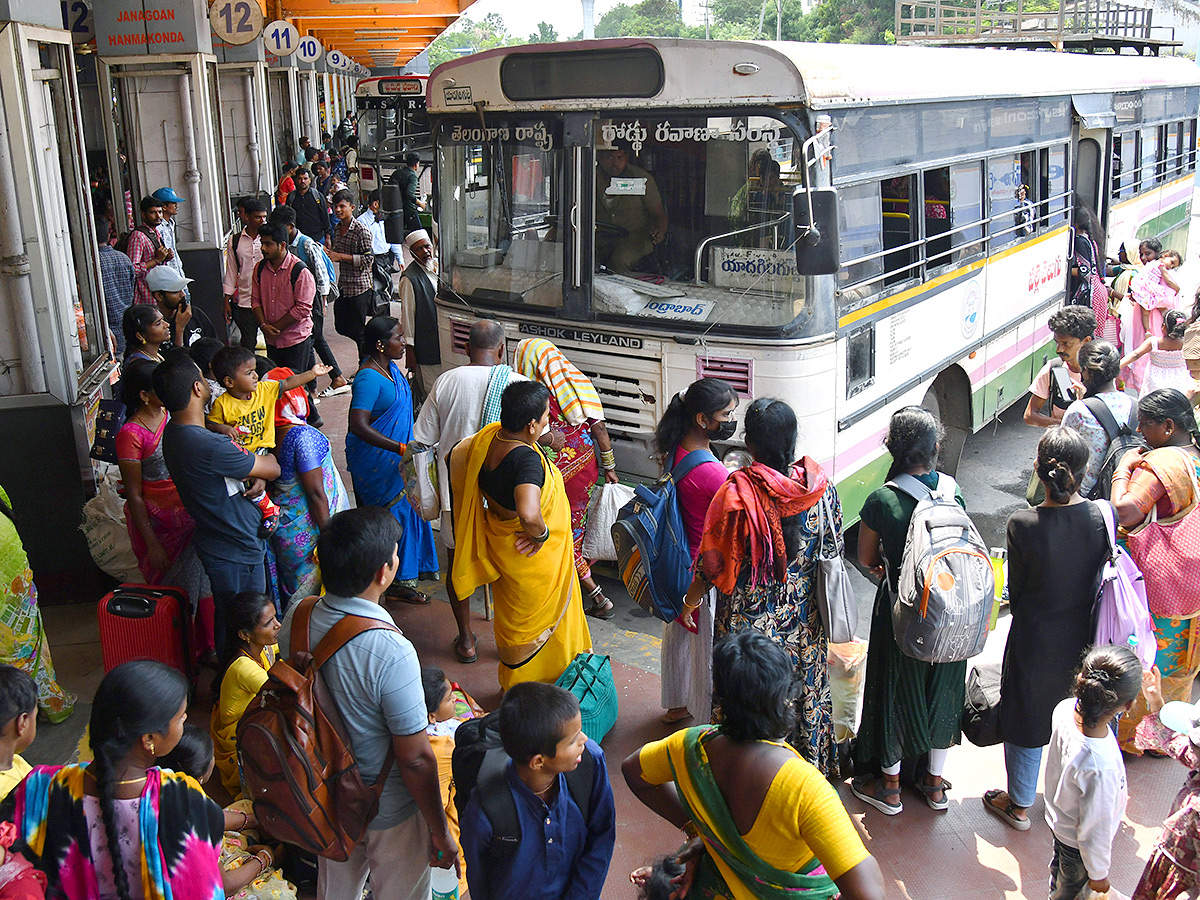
[460,0,637,41]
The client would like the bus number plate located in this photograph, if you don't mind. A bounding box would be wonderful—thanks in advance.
[444,86,473,106]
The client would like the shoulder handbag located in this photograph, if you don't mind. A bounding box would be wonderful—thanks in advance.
[89,399,126,465]
[1091,500,1156,668]
[813,491,858,644]
[961,661,1002,747]
[400,442,440,521]
[1124,448,1200,619]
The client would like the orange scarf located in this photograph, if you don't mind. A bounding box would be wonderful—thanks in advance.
[697,457,828,595]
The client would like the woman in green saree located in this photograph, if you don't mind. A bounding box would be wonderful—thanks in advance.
[623,630,884,900]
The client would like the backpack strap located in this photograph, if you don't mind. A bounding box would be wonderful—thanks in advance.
[1082,396,1124,442]
[670,448,720,483]
[478,750,521,855]
[1091,499,1119,562]
[886,472,936,502]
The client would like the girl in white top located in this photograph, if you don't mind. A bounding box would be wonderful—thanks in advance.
[1121,309,1197,399]
[1044,644,1142,900]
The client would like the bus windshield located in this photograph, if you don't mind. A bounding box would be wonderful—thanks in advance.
[438,119,566,309]
[436,111,810,331]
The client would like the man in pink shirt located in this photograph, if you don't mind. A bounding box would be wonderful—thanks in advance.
[222,197,268,350]
[251,221,315,377]
[126,195,171,305]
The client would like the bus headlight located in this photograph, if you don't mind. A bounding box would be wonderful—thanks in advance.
[722,448,752,471]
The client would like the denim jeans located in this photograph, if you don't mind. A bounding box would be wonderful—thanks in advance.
[199,553,266,658]
[1048,838,1091,900]
[1004,742,1044,809]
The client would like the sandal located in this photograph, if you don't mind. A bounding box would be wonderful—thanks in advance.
[851,776,903,815]
[918,777,952,811]
[317,380,351,399]
[585,585,615,620]
[454,633,478,665]
[661,708,692,725]
[982,789,1031,831]
[387,584,431,605]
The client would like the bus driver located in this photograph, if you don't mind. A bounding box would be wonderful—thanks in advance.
[595,139,669,274]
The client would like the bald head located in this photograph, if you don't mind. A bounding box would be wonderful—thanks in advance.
[467,320,505,365]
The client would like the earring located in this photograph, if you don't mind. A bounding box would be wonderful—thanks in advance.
[148,741,155,755]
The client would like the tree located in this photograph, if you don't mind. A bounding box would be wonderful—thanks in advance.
[427,14,524,69]
[529,21,560,43]
[595,0,705,37]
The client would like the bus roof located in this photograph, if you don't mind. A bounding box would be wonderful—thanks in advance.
[427,38,1200,112]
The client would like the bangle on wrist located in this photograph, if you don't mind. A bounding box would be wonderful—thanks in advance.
[598,448,617,470]
[531,525,550,544]
[682,821,699,840]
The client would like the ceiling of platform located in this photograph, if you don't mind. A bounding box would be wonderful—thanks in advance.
[268,0,478,69]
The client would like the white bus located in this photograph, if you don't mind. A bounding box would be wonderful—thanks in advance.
[355,74,430,197]
[426,39,1200,520]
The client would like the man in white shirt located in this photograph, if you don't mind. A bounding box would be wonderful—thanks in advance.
[151,187,187,295]
[222,198,268,350]
[412,321,526,664]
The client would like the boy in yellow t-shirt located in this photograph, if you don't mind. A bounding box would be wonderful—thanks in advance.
[206,346,329,534]
[0,665,38,800]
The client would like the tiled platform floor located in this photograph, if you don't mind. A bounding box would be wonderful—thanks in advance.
[27,326,1188,899]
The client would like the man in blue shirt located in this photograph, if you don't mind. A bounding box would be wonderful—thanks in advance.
[153,354,278,658]
[461,682,616,900]
[278,507,458,900]
[96,220,134,355]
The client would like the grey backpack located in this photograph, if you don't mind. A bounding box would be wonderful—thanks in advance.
[887,473,993,664]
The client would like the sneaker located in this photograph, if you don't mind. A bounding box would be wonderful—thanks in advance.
[318,381,352,398]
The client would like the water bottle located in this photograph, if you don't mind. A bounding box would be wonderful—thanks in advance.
[431,865,458,900]
[988,547,1007,631]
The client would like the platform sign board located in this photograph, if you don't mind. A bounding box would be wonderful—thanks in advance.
[209,0,263,46]
[262,19,298,57]
[94,0,213,56]
[61,0,95,43]
[296,34,322,63]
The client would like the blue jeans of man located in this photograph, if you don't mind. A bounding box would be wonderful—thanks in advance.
[200,554,266,659]
[1048,837,1091,900]
[1004,742,1044,809]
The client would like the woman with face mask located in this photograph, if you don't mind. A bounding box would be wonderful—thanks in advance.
[681,398,844,778]
[653,378,739,726]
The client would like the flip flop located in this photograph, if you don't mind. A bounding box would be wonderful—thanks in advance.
[388,585,431,605]
[454,633,478,664]
[983,789,1032,831]
[661,709,693,725]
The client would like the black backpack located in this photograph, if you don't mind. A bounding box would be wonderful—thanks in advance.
[1082,396,1145,501]
[450,711,595,858]
[254,252,307,289]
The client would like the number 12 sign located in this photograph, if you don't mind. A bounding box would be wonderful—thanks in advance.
[209,0,264,45]
[297,36,323,64]
[263,19,299,57]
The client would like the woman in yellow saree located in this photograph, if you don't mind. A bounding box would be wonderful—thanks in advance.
[450,381,592,690]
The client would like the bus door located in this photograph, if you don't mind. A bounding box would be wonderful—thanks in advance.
[1071,94,1116,229]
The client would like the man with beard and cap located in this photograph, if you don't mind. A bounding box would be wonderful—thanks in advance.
[397,229,439,400]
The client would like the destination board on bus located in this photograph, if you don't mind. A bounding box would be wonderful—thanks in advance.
[380,80,423,95]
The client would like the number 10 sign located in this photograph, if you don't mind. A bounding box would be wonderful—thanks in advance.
[263,19,300,56]
[297,36,323,64]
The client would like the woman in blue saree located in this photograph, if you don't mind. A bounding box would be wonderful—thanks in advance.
[346,316,439,602]
[268,373,351,609]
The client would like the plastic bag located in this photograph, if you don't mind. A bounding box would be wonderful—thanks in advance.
[80,470,139,582]
[1083,890,1128,900]
[582,482,635,562]
[828,640,868,743]
[400,442,440,521]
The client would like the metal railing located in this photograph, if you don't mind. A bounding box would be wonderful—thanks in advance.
[896,0,1160,41]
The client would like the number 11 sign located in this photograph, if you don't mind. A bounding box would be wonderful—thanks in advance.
[263,19,299,57]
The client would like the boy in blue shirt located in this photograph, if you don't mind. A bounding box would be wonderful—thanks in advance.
[461,682,615,900]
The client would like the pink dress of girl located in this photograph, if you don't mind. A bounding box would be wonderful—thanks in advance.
[1141,338,1195,398]
[1128,260,1180,390]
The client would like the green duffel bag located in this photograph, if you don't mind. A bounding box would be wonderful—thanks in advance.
[555,653,618,743]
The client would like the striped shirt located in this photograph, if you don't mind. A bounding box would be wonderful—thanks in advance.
[331,217,373,297]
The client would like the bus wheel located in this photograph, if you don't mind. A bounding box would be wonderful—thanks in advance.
[921,367,971,477]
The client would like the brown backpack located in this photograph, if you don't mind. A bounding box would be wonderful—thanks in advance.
[236,595,397,860]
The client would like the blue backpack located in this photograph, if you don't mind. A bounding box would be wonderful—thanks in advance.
[611,450,719,622]
[297,235,338,296]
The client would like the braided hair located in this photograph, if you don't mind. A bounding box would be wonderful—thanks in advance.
[884,405,943,481]
[90,661,189,900]
[1073,645,1141,729]
[1035,426,1089,504]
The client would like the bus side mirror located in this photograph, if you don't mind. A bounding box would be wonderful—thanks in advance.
[792,188,839,276]
[383,184,405,244]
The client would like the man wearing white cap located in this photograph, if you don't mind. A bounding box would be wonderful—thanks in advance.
[147,266,215,350]
[397,229,439,398]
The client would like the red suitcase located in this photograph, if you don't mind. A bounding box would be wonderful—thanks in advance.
[97,584,195,679]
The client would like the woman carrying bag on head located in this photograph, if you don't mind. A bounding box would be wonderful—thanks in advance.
[653,378,738,726]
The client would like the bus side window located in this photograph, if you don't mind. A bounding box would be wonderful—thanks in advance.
[1045,144,1068,227]
[847,324,875,399]
[838,181,883,297]
[882,174,916,286]
[950,162,984,263]
[988,153,1021,250]
[922,167,951,271]
[1018,150,1036,237]
[1141,126,1160,191]
[1189,120,1197,171]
